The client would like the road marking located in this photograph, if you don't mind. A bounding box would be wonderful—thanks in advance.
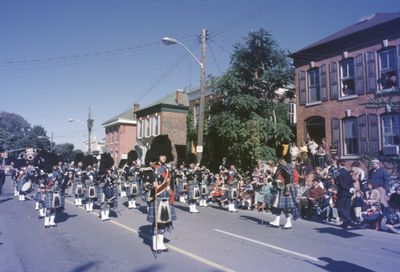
[65,199,234,272]
[214,228,319,262]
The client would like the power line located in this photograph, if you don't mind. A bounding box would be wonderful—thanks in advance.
[207,40,223,74]
[208,0,294,37]
[209,38,233,56]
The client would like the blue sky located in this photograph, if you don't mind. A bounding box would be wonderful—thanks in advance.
[0,0,398,150]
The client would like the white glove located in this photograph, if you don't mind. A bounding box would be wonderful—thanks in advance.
[349,188,355,194]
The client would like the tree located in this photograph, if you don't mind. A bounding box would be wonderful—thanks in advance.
[15,125,51,151]
[0,111,31,150]
[207,29,294,174]
[54,143,75,162]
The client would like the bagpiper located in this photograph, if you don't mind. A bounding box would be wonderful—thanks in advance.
[97,153,118,221]
[82,155,98,212]
[226,165,241,212]
[145,135,176,253]
[269,158,300,229]
[187,163,200,213]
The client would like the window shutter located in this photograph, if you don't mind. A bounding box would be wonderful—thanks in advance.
[329,62,338,100]
[358,114,367,155]
[355,54,365,95]
[368,113,379,155]
[299,70,306,105]
[331,118,341,156]
[366,52,377,93]
[320,64,328,101]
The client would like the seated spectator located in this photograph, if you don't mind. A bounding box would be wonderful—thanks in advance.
[324,184,340,224]
[365,182,380,208]
[305,179,325,219]
[381,191,400,234]
[352,190,365,223]
[360,203,382,230]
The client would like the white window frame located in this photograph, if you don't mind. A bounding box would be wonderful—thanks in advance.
[381,114,400,146]
[343,118,359,156]
[288,101,296,125]
[307,68,320,103]
[340,58,355,97]
[378,47,398,90]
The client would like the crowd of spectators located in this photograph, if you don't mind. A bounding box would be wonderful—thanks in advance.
[229,139,400,234]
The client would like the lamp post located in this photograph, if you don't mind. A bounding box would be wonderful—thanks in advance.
[162,29,207,164]
[69,107,94,155]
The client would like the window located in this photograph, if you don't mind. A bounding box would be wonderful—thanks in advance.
[382,114,400,146]
[144,118,150,138]
[340,58,355,96]
[343,118,358,155]
[151,115,160,136]
[137,120,142,139]
[288,101,296,124]
[378,48,398,90]
[308,68,320,103]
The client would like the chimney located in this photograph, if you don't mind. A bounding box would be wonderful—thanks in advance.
[133,103,140,112]
[175,89,185,105]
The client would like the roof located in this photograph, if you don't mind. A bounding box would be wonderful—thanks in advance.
[102,109,136,127]
[138,91,189,112]
[294,12,400,54]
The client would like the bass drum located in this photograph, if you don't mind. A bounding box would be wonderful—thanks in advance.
[21,181,32,194]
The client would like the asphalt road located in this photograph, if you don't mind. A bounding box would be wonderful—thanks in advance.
[1,177,399,272]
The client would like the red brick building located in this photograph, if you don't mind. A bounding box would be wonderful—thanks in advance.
[102,108,137,165]
[135,90,188,163]
[291,13,400,159]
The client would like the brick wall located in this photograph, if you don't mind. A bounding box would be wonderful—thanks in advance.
[160,111,187,145]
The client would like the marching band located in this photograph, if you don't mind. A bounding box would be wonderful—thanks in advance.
[6,136,298,254]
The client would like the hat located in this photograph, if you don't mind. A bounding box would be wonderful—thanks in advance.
[148,135,174,163]
[371,159,380,163]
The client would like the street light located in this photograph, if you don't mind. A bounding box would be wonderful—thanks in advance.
[162,30,207,164]
[69,108,94,155]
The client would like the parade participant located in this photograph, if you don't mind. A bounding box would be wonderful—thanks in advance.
[72,153,85,206]
[125,150,139,209]
[335,160,354,228]
[199,167,210,207]
[0,166,5,197]
[43,152,65,228]
[97,153,117,221]
[187,163,200,213]
[175,163,188,203]
[83,155,98,212]
[33,169,47,218]
[227,165,241,212]
[145,135,176,253]
[269,159,300,229]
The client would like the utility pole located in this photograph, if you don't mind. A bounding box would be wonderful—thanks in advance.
[196,29,207,164]
[87,107,94,155]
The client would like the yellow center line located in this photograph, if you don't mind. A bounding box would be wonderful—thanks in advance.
[65,199,235,272]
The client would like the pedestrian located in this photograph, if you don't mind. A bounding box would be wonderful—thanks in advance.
[335,160,354,228]
[0,166,5,197]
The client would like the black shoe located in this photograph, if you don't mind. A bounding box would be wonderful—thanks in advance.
[340,223,349,229]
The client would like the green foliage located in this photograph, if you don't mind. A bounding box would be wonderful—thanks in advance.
[54,143,75,162]
[207,29,294,174]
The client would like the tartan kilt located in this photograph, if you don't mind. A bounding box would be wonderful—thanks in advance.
[228,186,238,201]
[200,184,208,196]
[17,179,24,192]
[126,182,138,197]
[177,180,186,194]
[84,184,98,199]
[270,185,300,219]
[188,184,200,201]
[147,191,176,227]
[34,191,42,202]
[97,186,118,208]
[45,191,65,209]
[72,182,84,197]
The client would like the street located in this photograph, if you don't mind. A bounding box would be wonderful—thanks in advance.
[1,177,399,272]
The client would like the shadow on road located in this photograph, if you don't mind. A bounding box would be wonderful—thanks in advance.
[70,261,97,272]
[307,257,374,272]
[138,205,148,214]
[56,211,77,223]
[381,247,400,255]
[0,197,13,204]
[172,203,190,212]
[132,263,162,272]
[239,215,268,225]
[208,204,228,212]
[314,227,362,238]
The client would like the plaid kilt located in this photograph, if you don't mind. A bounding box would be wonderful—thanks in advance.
[126,182,138,197]
[270,184,300,220]
[228,185,238,201]
[188,183,200,201]
[200,183,209,196]
[84,184,98,199]
[72,182,84,196]
[97,186,118,208]
[177,179,186,194]
[45,191,65,209]
[147,190,176,228]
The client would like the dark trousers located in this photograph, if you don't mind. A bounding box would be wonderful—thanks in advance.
[337,196,352,225]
